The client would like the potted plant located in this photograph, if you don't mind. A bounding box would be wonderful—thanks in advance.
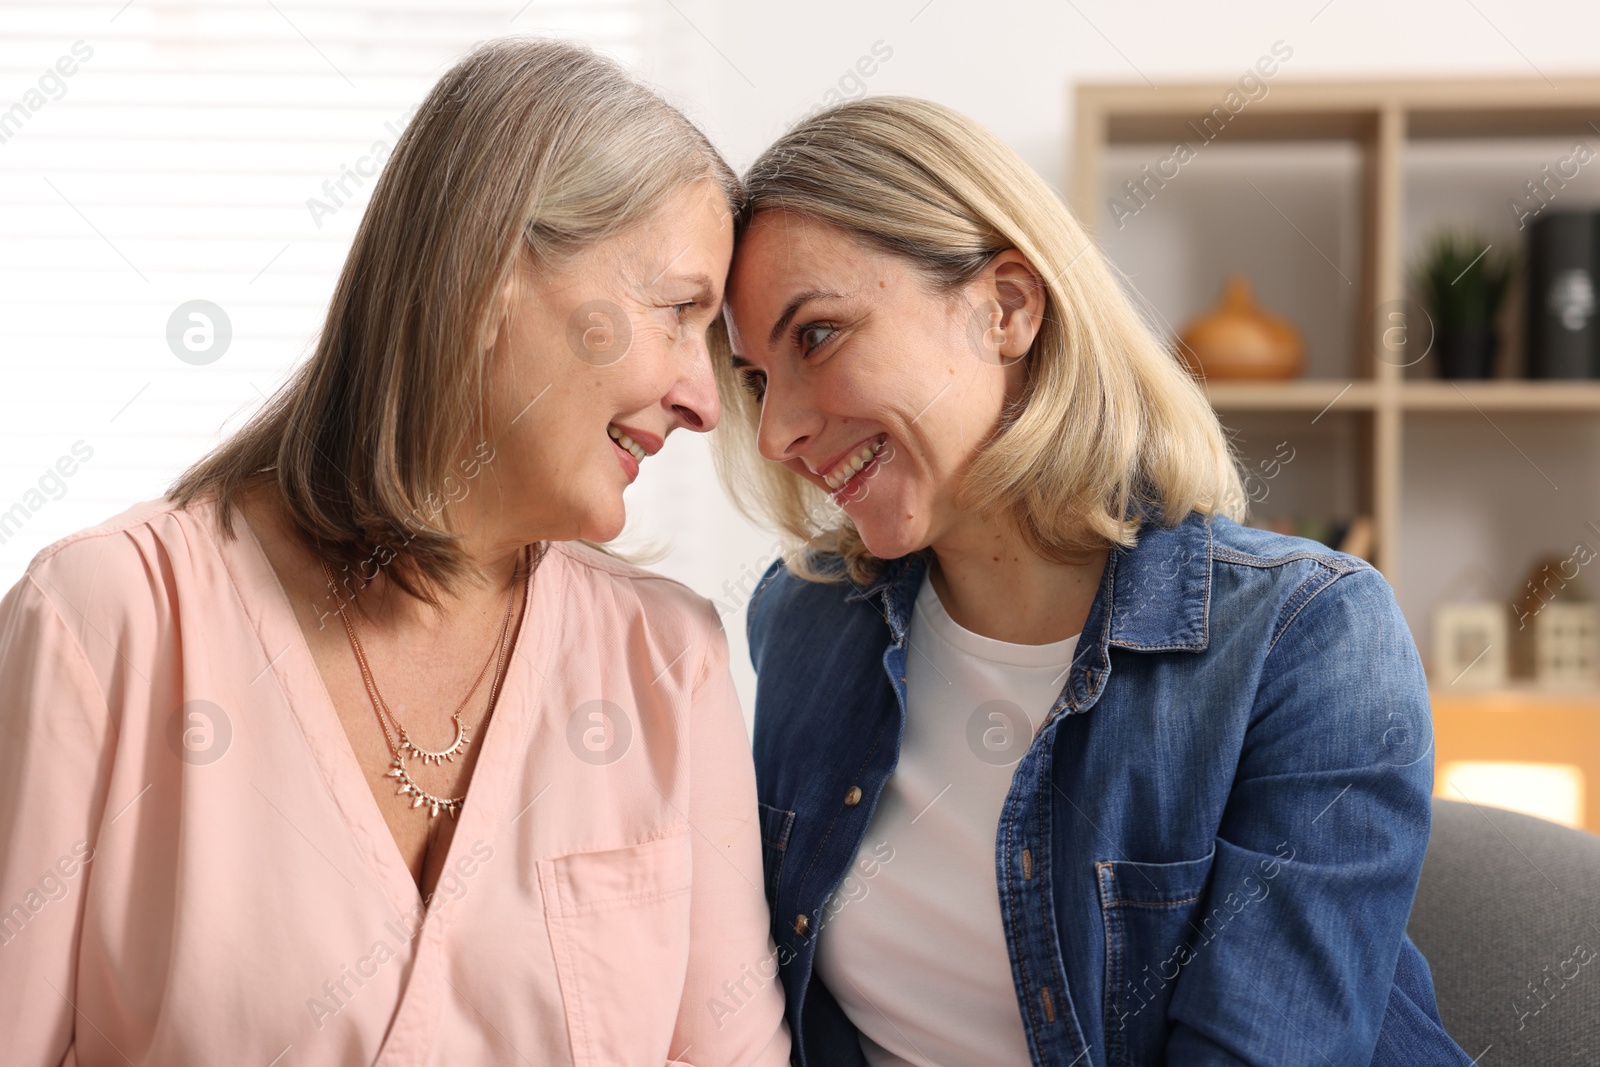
[1412,230,1512,379]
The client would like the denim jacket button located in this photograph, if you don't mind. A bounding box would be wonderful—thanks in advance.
[794,913,811,936]
[844,786,862,806]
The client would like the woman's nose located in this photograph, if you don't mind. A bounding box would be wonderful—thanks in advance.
[754,378,818,465]
[662,335,721,433]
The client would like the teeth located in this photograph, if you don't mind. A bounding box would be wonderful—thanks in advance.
[607,424,646,464]
[824,437,886,490]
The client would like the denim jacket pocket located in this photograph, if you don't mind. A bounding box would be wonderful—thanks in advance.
[538,827,694,1066]
[757,802,795,909]
[1095,845,1217,1067]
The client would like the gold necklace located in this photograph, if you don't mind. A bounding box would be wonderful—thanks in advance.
[320,544,526,819]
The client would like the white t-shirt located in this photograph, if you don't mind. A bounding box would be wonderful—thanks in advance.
[812,570,1081,1067]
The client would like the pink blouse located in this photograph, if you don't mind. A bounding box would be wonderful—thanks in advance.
[0,494,790,1067]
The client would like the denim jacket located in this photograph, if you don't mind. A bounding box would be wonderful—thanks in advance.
[745,510,1473,1066]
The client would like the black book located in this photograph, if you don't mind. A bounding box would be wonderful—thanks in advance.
[1525,210,1600,378]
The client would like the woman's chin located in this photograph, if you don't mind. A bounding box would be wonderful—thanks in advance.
[579,506,627,544]
[852,515,923,562]
[557,486,627,544]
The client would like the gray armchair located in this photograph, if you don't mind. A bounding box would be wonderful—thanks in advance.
[1407,797,1600,1065]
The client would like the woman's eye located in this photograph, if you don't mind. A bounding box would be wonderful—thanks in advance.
[673,301,697,322]
[796,324,835,354]
[739,370,766,403]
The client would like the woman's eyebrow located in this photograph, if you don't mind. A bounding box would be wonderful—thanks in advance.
[768,289,844,347]
[655,270,718,304]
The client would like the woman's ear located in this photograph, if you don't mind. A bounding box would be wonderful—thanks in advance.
[970,249,1046,364]
[479,267,520,352]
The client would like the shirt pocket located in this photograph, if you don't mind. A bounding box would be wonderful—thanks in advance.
[1095,845,1216,1067]
[538,827,695,1066]
[757,802,794,909]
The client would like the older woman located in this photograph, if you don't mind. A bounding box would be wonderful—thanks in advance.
[0,37,787,1067]
[711,98,1471,1066]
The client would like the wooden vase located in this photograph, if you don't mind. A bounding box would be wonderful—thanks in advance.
[1176,275,1305,380]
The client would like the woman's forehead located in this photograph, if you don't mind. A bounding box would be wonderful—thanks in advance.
[731,213,891,296]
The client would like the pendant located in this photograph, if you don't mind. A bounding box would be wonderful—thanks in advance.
[383,754,463,819]
[397,714,471,766]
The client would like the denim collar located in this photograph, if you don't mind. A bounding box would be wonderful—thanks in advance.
[840,509,1213,655]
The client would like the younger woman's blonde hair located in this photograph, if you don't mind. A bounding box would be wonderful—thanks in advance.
[708,96,1247,586]
[167,36,738,610]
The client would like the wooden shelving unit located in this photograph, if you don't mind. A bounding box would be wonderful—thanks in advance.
[1074,78,1600,827]
[1073,76,1600,587]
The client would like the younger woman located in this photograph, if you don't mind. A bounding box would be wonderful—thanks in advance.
[713,96,1469,1066]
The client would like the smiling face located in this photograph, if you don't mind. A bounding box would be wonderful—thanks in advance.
[723,210,1044,561]
[481,178,733,544]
